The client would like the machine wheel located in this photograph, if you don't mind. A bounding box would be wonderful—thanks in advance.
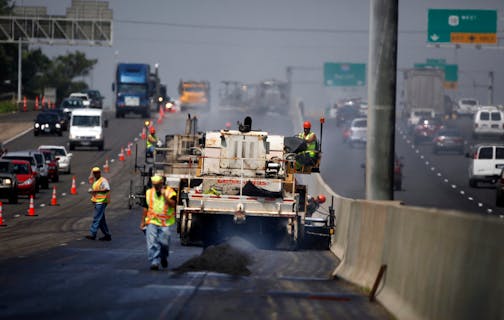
[469,179,477,188]
[128,180,134,209]
[284,217,299,251]
[180,212,191,246]
[496,192,504,207]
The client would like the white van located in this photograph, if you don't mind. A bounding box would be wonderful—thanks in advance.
[467,144,504,187]
[69,109,108,151]
[457,98,479,116]
[473,106,504,139]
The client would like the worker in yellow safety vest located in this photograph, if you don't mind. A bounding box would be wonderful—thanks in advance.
[296,121,318,168]
[140,175,177,270]
[146,126,157,157]
[85,167,112,241]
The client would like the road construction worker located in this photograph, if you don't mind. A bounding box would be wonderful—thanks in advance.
[140,175,177,270]
[146,126,157,157]
[306,194,326,217]
[85,167,112,241]
[296,121,318,169]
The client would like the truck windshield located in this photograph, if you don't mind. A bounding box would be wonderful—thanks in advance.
[118,84,146,94]
[72,115,100,127]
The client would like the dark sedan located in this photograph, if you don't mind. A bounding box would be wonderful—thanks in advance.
[432,128,465,154]
[34,112,63,136]
[0,159,18,204]
[44,109,69,131]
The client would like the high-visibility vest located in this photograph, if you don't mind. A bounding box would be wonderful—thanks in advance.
[91,177,110,203]
[298,131,317,156]
[146,134,156,148]
[145,187,176,227]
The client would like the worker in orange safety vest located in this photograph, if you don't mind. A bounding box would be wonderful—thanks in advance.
[140,175,177,270]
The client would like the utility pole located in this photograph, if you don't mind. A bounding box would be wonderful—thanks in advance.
[17,40,22,104]
[366,0,398,200]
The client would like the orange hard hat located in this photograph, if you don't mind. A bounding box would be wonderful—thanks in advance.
[317,194,326,204]
[149,126,156,134]
[303,121,311,129]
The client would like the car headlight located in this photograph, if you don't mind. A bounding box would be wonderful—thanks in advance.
[3,178,12,185]
[56,123,61,128]
[95,134,102,139]
[20,178,33,186]
[35,123,40,128]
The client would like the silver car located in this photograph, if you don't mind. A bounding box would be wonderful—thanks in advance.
[348,118,367,148]
[38,145,72,174]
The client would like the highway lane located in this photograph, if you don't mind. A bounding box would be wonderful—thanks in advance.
[319,113,504,218]
[0,108,392,319]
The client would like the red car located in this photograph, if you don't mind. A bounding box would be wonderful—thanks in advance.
[11,159,37,197]
[413,117,444,145]
[39,149,59,182]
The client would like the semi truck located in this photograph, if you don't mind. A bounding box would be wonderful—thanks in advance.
[142,116,332,250]
[178,80,210,112]
[113,63,152,118]
[402,68,445,128]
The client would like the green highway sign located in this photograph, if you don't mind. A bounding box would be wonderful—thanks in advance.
[414,59,458,89]
[324,63,366,87]
[427,9,497,44]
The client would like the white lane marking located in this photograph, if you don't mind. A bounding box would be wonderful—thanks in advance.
[444,179,449,183]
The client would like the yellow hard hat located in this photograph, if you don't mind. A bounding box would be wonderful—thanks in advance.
[92,167,101,172]
[151,175,163,185]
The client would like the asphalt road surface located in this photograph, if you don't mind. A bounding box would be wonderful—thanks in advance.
[0,107,392,319]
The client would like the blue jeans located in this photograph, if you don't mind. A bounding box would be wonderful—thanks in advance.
[89,202,110,237]
[146,224,171,266]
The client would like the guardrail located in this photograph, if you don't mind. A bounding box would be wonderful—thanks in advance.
[290,98,504,320]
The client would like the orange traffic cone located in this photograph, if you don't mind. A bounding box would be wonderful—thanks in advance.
[0,201,6,227]
[26,195,37,216]
[50,185,59,206]
[119,148,125,161]
[70,176,78,195]
[103,158,110,173]
[126,145,132,157]
[141,127,146,140]
[23,96,27,112]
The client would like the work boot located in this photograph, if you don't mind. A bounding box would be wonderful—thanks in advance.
[161,258,168,268]
[150,264,159,271]
[85,235,96,240]
[99,234,112,241]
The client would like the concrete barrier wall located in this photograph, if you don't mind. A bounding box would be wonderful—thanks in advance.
[292,100,504,320]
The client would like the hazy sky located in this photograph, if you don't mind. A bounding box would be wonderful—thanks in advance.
[16,0,504,110]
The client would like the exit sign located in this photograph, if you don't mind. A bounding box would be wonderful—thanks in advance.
[323,63,366,87]
[427,9,497,44]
